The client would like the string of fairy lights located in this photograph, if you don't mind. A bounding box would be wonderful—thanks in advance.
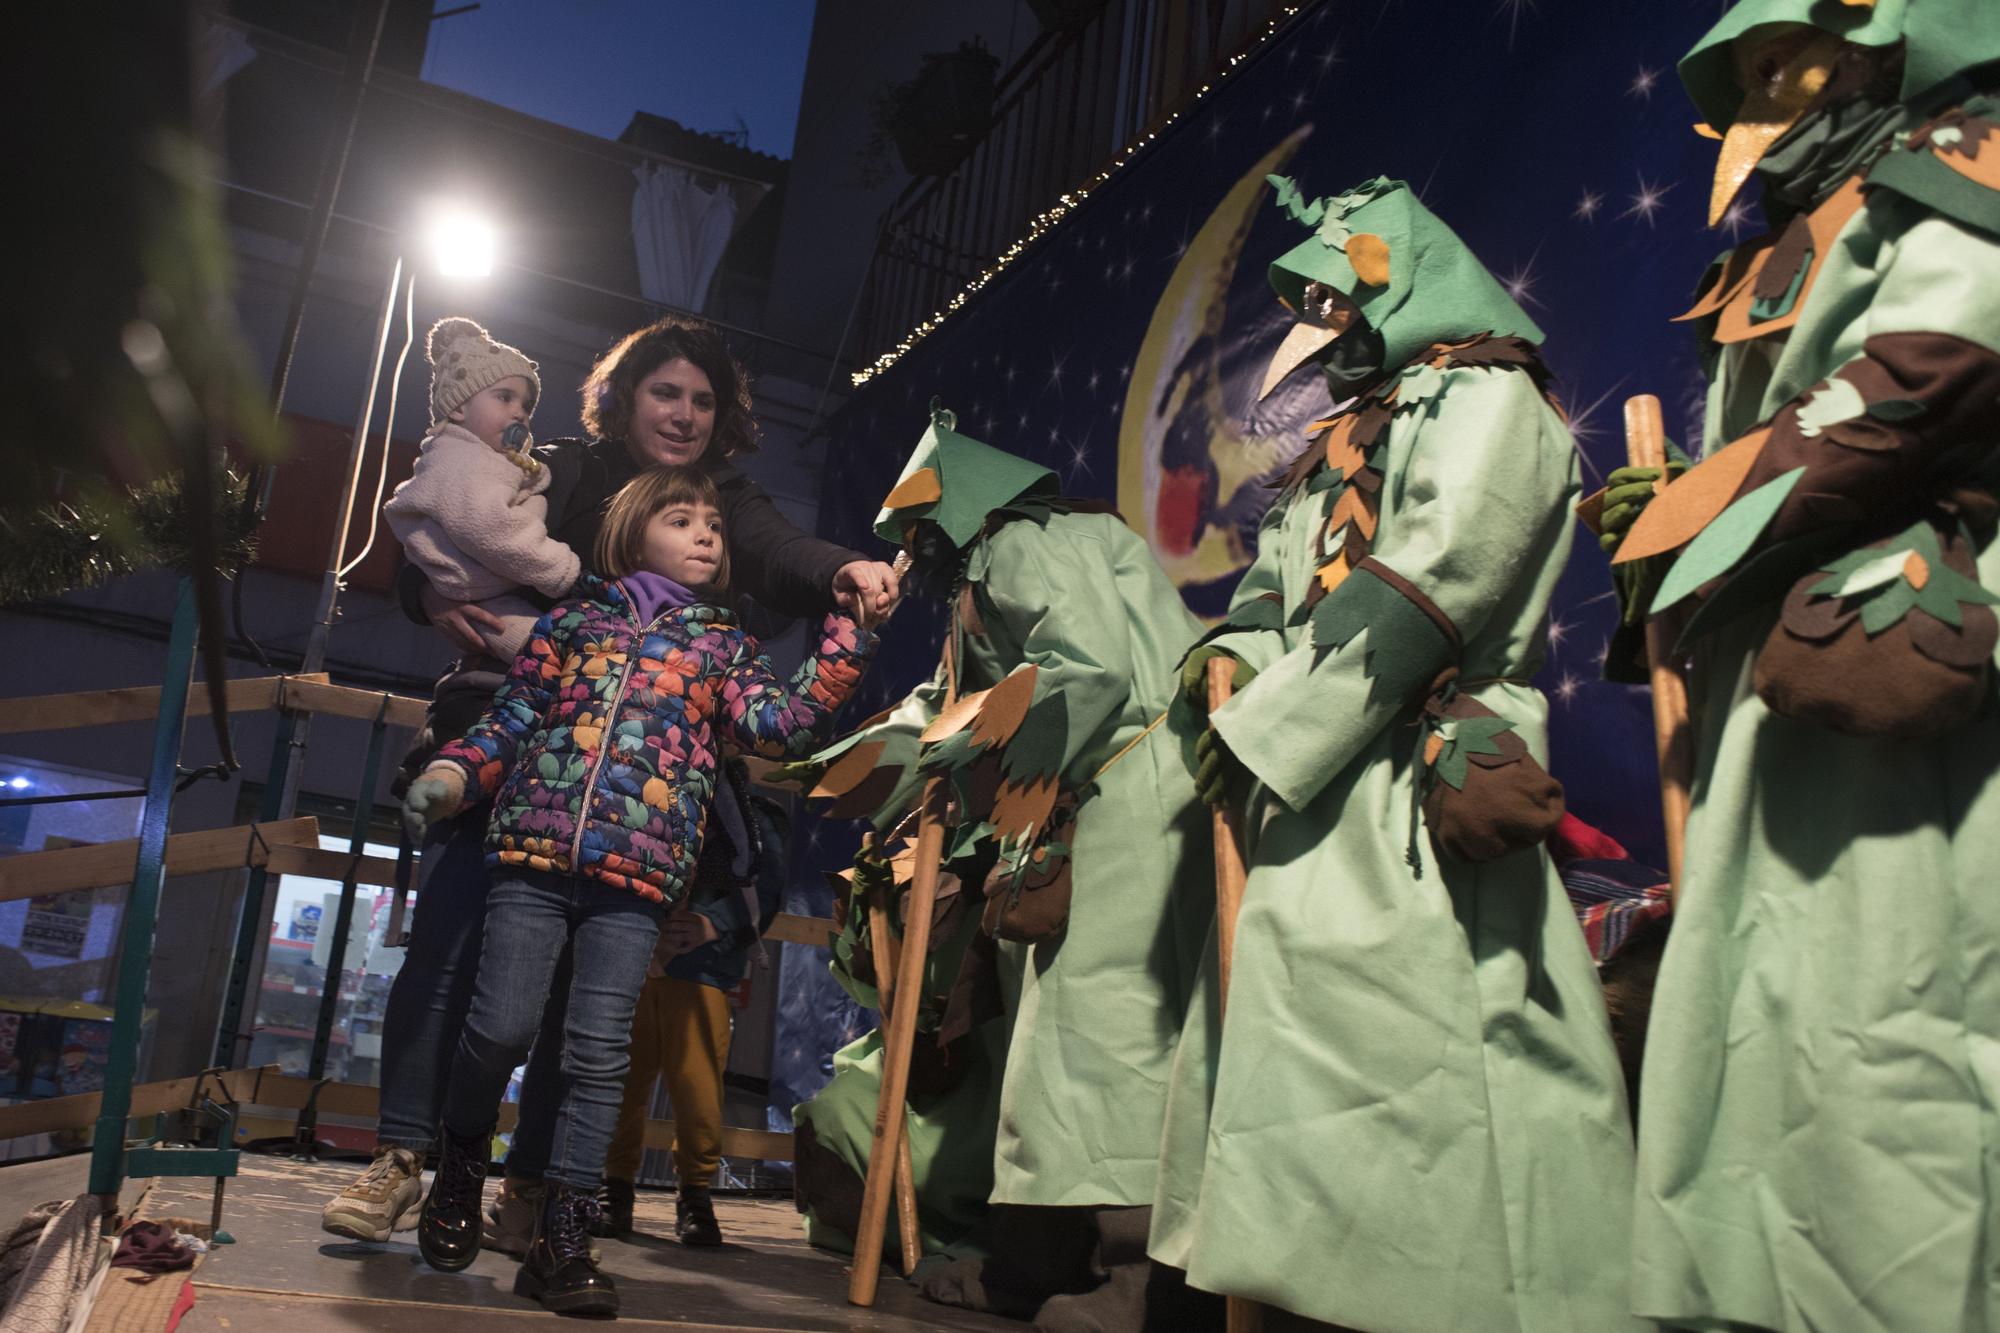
[851,4,1308,387]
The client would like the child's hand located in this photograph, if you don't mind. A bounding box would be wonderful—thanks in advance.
[422,588,510,656]
[401,768,466,841]
[659,908,721,957]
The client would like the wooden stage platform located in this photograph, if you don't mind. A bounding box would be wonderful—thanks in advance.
[0,1152,1018,1330]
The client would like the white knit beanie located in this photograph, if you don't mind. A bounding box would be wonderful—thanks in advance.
[427,317,541,428]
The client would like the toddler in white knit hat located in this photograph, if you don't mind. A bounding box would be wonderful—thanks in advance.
[384,317,581,662]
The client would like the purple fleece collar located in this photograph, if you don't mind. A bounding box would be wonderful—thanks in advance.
[620,570,701,626]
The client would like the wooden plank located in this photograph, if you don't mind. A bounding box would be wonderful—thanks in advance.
[764,914,836,949]
[279,678,429,731]
[0,1065,282,1141]
[0,818,320,901]
[0,675,329,736]
[265,844,404,892]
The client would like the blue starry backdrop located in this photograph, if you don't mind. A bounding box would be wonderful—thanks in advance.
[770,0,1748,1122]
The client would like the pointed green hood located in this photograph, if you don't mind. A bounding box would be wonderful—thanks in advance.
[874,401,1059,548]
[1680,0,2000,133]
[1265,176,1544,372]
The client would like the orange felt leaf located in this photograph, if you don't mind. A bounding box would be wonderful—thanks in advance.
[1328,487,1379,541]
[1614,427,1772,564]
[1347,233,1391,287]
[1424,733,1445,766]
[1317,552,1352,594]
[921,685,993,744]
[882,466,943,511]
[812,741,885,799]
[1575,485,1609,535]
[991,775,1059,842]
[1323,414,1369,480]
[1904,550,1931,590]
[1693,122,1722,140]
[970,665,1038,749]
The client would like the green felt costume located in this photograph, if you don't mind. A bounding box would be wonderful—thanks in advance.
[1147,178,1641,1331]
[1624,7,2000,1329]
[818,409,1213,1210]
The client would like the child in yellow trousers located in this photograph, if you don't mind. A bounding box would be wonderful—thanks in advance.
[595,758,783,1246]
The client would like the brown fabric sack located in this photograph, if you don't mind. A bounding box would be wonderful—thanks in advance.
[980,793,1078,943]
[1419,686,1564,863]
[1755,524,1996,740]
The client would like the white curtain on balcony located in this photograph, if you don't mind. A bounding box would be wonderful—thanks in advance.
[631,163,750,313]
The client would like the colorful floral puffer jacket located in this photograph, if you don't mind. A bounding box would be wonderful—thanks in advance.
[434,580,877,903]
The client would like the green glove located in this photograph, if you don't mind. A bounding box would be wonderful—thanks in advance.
[401,772,463,842]
[1597,441,1691,555]
[1180,647,1259,719]
[764,758,826,789]
[1193,727,1249,807]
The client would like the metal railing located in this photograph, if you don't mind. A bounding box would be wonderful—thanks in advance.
[855,0,1300,367]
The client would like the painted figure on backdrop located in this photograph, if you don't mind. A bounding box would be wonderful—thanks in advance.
[1148,174,1641,1331]
[1595,2,2000,1327]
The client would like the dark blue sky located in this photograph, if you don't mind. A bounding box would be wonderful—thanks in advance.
[420,0,817,158]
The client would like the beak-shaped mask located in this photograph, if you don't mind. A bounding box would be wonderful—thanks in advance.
[1709,27,1845,226]
[1259,281,1359,401]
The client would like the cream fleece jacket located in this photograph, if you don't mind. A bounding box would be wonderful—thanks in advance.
[383,422,582,603]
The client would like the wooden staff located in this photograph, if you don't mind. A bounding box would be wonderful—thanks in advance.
[861,835,922,1276]
[1206,658,1263,1333]
[1623,394,1694,900]
[848,774,951,1306]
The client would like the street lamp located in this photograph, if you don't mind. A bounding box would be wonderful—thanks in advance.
[429,208,497,279]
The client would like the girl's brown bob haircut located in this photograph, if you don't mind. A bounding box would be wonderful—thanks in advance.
[580,315,759,456]
[594,465,731,590]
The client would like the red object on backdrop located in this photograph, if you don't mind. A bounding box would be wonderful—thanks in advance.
[226,413,420,595]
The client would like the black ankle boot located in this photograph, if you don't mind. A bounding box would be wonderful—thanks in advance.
[675,1183,721,1247]
[516,1181,619,1317]
[416,1125,489,1272]
[589,1177,634,1238]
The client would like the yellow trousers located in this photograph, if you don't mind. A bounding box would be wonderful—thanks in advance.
[603,974,733,1188]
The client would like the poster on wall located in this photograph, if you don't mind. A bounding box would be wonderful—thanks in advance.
[20,893,94,961]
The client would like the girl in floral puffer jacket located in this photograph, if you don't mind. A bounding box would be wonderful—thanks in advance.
[396,465,880,1316]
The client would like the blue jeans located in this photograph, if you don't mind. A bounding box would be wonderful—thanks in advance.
[442,870,664,1191]
[375,812,567,1161]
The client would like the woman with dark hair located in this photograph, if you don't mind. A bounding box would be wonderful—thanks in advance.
[321,314,898,1258]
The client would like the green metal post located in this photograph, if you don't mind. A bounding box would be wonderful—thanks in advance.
[90,580,199,1199]
[211,714,299,1068]
[305,710,388,1083]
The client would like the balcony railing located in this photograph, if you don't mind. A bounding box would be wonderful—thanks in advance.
[854,0,1302,376]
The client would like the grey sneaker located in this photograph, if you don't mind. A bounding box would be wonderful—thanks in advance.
[482,1176,542,1257]
[322,1145,425,1242]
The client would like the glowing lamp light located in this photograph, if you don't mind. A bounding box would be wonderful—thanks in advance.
[6,776,30,790]
[429,210,496,278]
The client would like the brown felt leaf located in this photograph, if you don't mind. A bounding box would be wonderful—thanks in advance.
[1780,578,1859,643]
[810,741,907,819]
[922,686,992,744]
[1575,486,1608,535]
[1347,233,1391,287]
[1615,427,1772,564]
[882,466,942,510]
[1910,604,1999,667]
[991,775,1059,843]
[1349,396,1395,452]
[970,665,1039,749]
[812,741,885,799]
[1341,521,1372,566]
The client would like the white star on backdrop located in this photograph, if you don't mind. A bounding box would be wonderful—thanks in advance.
[1500,247,1545,308]
[1574,188,1604,221]
[1717,198,1755,238]
[1621,174,1673,225]
[1628,65,1660,99]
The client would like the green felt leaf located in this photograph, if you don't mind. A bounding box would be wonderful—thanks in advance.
[1000,692,1069,782]
[1865,398,1927,423]
[965,539,995,585]
[1268,174,1326,227]
[1858,579,1921,635]
[1653,467,1808,614]
[1317,214,1352,250]
[1913,577,1966,627]
[1399,362,1445,405]
[1435,748,1471,791]
[947,818,996,863]
[1450,715,1517,756]
[1676,528,1851,649]
[1934,561,2000,608]
[1794,377,1867,437]
[1307,467,1344,496]
[920,728,987,777]
[1230,595,1288,633]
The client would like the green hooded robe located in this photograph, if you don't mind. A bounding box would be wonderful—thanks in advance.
[1147,178,1642,1331]
[1626,7,2000,1329]
[811,410,1214,1211]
